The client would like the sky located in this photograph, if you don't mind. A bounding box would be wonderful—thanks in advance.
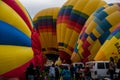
[19,0,120,18]
[19,0,67,18]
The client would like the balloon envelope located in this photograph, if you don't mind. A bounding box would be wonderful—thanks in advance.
[33,7,60,61]
[57,0,106,63]
[94,23,120,61]
[72,3,120,62]
[0,0,43,79]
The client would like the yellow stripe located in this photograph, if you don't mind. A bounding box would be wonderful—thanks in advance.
[0,45,34,75]
[107,11,120,26]
[92,29,101,38]
[104,4,120,15]
[0,1,31,37]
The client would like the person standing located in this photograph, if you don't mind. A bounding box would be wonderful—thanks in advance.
[61,66,71,80]
[70,64,75,80]
[34,65,40,80]
[109,57,115,80]
[49,64,55,80]
[26,62,35,80]
[55,65,60,80]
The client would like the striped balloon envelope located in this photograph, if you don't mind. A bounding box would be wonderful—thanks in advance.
[33,7,60,61]
[94,23,120,61]
[0,0,44,79]
[57,0,106,63]
[72,3,120,62]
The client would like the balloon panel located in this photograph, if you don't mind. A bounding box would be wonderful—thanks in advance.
[0,0,32,37]
[2,0,33,31]
[0,45,33,75]
[0,20,31,47]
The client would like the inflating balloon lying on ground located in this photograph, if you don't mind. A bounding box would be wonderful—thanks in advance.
[0,0,44,79]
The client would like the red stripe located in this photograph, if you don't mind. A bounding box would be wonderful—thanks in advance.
[57,16,69,23]
[68,20,76,27]
[67,45,74,52]
[2,58,35,80]
[59,51,71,64]
[3,0,33,31]
[82,40,90,58]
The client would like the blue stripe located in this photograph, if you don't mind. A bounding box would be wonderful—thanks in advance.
[96,25,104,35]
[90,32,97,41]
[64,5,73,16]
[93,7,105,16]
[99,30,110,44]
[53,20,56,29]
[74,43,78,53]
[70,12,80,22]
[108,3,114,6]
[37,16,43,26]
[99,19,112,31]
[84,33,88,38]
[111,27,120,35]
[95,11,108,21]
[59,42,64,46]
[33,21,38,30]
[0,20,31,47]
[77,15,87,26]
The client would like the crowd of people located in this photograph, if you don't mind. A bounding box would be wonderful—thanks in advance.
[25,62,41,80]
[25,63,92,80]
[25,57,120,80]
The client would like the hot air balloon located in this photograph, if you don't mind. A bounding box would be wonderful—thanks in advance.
[0,0,44,79]
[94,23,120,61]
[57,0,106,63]
[33,7,60,61]
[72,3,120,62]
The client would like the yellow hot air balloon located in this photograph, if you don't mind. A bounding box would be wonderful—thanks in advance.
[33,7,60,61]
[72,3,120,62]
[0,0,44,79]
[94,23,120,61]
[57,0,106,63]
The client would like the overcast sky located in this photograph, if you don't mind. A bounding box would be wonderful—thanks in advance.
[19,0,120,18]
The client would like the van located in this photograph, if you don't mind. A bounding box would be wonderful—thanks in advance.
[85,61,110,79]
[86,61,120,79]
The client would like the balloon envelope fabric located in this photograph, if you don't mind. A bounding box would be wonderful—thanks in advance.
[72,3,120,62]
[33,7,60,61]
[94,23,120,61]
[57,0,106,63]
[0,0,43,79]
